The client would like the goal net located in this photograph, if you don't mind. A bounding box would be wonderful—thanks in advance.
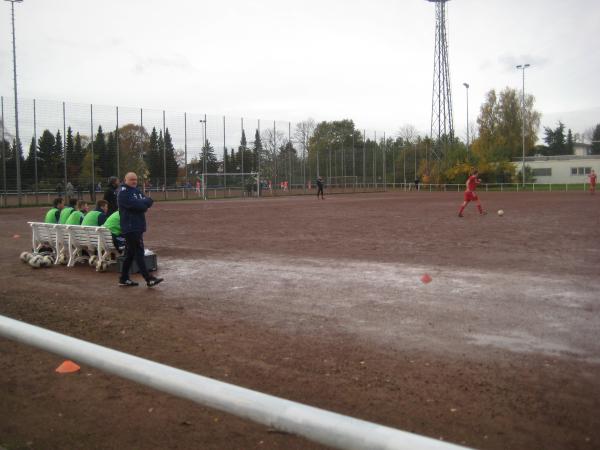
[192,172,260,199]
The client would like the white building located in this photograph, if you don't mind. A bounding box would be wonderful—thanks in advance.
[514,154,600,184]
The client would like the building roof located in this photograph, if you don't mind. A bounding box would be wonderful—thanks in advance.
[513,154,600,162]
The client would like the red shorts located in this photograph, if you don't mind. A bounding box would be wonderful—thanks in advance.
[464,191,478,202]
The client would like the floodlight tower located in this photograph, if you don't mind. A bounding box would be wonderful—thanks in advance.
[427,0,454,161]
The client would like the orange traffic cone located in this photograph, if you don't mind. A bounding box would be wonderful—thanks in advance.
[55,360,80,374]
[420,273,432,284]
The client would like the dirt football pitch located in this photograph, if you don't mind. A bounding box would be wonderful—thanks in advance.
[1,191,599,450]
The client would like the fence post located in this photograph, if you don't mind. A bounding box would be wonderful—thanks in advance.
[33,99,38,205]
[63,101,67,195]
[90,104,95,202]
[184,112,188,199]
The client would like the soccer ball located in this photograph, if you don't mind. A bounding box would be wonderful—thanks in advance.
[497,209,505,216]
[89,255,98,267]
[20,251,31,263]
[28,255,43,268]
[42,255,54,267]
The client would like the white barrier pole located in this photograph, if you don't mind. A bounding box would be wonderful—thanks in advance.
[0,316,467,450]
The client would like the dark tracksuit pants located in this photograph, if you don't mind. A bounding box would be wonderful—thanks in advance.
[121,231,150,281]
[317,184,324,198]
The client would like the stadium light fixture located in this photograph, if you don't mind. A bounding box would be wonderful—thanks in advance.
[516,64,531,186]
[5,0,23,205]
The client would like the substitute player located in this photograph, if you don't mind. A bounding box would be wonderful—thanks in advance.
[458,169,486,217]
[589,169,597,195]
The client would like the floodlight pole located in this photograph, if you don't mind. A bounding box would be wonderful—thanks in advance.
[463,82,469,154]
[199,117,207,199]
[516,64,530,186]
[6,0,23,206]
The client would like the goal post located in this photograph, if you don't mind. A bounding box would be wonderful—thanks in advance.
[198,172,260,199]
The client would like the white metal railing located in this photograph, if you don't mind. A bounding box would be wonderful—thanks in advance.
[0,315,468,450]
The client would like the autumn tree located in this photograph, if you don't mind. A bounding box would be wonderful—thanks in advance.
[471,87,540,162]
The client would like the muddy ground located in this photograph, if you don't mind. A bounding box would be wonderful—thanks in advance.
[1,191,599,449]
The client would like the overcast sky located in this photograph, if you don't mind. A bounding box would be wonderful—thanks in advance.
[1,0,599,143]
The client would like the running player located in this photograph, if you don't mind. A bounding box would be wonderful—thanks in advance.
[589,169,597,195]
[458,169,486,217]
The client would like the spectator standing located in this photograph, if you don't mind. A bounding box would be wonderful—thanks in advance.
[104,176,120,214]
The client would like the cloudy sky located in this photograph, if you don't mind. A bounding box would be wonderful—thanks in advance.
[1,0,599,142]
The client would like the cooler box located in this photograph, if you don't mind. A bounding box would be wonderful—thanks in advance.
[112,250,158,274]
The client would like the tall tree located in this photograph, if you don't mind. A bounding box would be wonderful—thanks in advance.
[23,137,37,186]
[145,127,161,185]
[471,87,540,162]
[202,139,219,173]
[164,128,178,185]
[566,128,574,154]
[54,130,64,182]
[105,131,118,177]
[37,130,56,180]
[93,125,108,178]
[591,124,600,155]
[238,129,246,172]
[252,129,263,173]
[543,121,566,155]
[117,124,149,180]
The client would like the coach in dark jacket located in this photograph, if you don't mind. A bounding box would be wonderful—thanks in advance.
[103,176,120,214]
[117,172,163,288]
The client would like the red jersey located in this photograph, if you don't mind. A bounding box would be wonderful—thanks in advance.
[590,173,597,185]
[466,175,479,191]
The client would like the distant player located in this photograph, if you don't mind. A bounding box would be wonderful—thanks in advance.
[458,169,486,217]
[316,176,325,200]
[589,169,597,195]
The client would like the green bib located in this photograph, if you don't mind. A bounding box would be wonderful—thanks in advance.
[44,208,59,224]
[65,210,84,225]
[81,210,102,227]
[103,211,121,236]
[59,207,74,224]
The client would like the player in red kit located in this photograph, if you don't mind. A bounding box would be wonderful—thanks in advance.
[589,169,597,194]
[458,169,486,217]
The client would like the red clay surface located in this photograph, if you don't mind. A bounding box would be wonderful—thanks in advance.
[1,191,599,450]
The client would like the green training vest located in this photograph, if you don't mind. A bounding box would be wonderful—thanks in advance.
[103,211,121,236]
[81,210,102,227]
[65,210,84,225]
[59,207,74,224]
[44,208,59,224]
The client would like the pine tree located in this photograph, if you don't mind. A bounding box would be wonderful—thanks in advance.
[8,139,24,190]
[37,130,56,180]
[106,131,118,177]
[94,125,107,178]
[23,137,37,186]
[158,130,165,186]
[164,128,178,186]
[252,129,262,172]
[73,132,84,169]
[238,129,248,174]
[223,148,230,174]
[54,130,64,182]
[566,129,574,154]
[592,124,600,155]
[202,139,219,173]
[146,127,161,186]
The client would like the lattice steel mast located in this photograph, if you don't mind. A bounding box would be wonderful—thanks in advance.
[428,0,454,161]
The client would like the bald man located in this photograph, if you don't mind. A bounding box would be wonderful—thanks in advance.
[117,172,163,287]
